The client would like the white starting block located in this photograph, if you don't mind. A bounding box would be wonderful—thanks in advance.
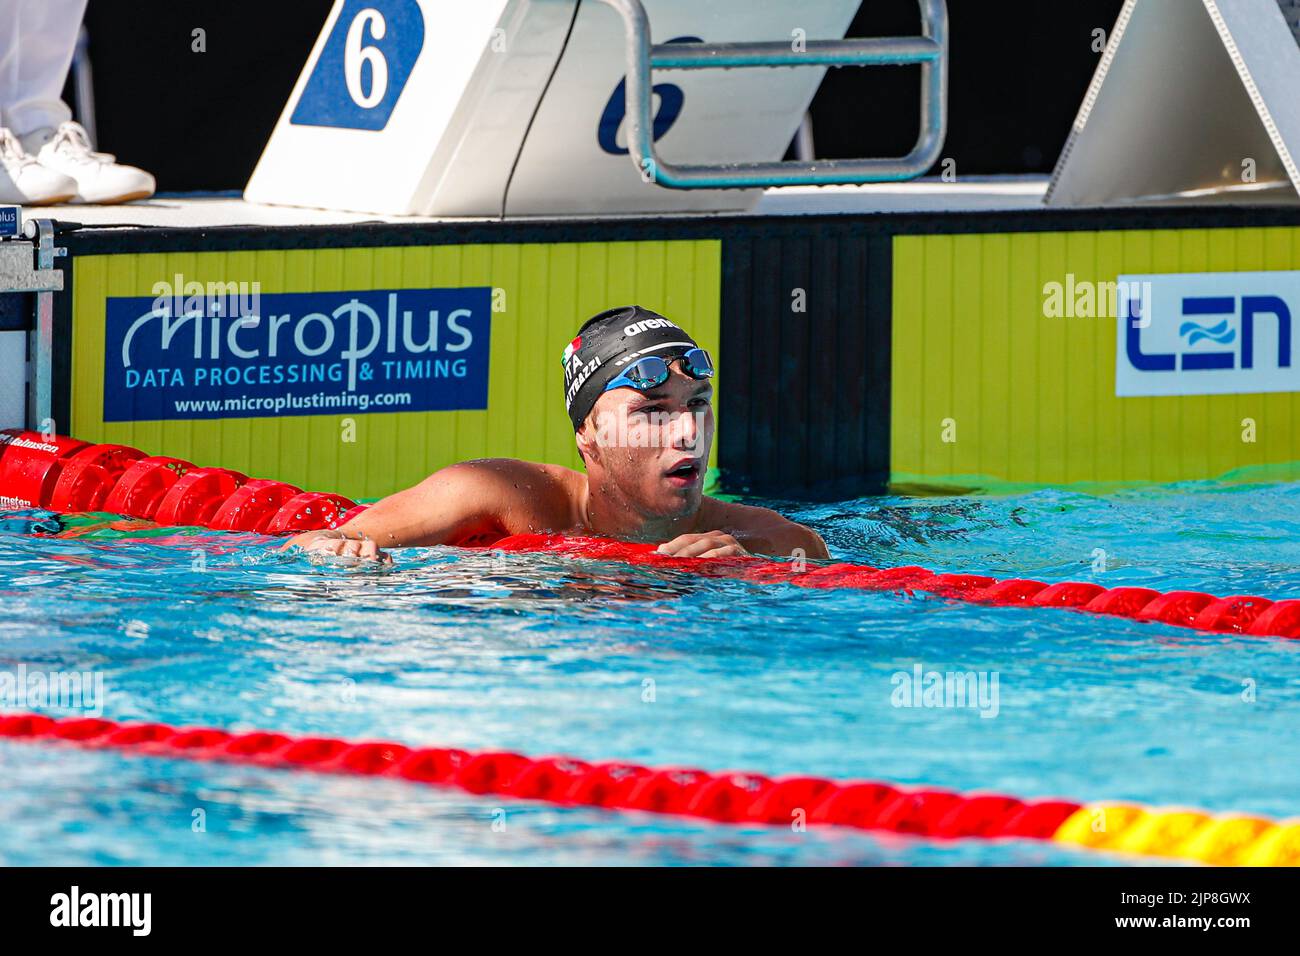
[245,0,948,217]
[1047,0,1300,205]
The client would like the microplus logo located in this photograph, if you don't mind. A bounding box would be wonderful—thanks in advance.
[0,204,19,237]
[1116,271,1297,397]
[103,286,491,422]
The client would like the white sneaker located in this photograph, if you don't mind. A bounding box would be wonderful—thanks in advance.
[22,121,155,205]
[0,127,77,205]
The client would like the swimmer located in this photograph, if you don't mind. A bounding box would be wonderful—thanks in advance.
[287,306,829,563]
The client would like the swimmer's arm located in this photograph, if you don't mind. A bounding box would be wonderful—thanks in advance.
[664,502,829,560]
[732,513,830,561]
[284,460,545,554]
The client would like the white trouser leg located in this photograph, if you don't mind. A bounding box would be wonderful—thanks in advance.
[0,0,89,136]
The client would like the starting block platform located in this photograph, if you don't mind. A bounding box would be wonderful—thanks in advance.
[245,0,947,216]
[32,178,1051,229]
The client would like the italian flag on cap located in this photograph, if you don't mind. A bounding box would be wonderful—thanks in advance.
[562,335,582,366]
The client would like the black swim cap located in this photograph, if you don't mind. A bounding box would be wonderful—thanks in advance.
[561,305,701,431]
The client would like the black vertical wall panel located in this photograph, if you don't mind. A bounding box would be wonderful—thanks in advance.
[720,236,754,484]
[719,224,891,499]
[862,234,893,492]
[747,237,783,490]
[834,235,870,494]
[807,233,841,491]
[777,237,811,490]
[0,293,32,331]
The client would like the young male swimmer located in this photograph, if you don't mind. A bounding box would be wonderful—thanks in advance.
[287,306,829,562]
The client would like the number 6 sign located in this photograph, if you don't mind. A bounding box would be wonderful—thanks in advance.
[246,0,525,214]
[291,0,424,130]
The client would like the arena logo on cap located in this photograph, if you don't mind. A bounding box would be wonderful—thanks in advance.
[624,317,679,336]
[1116,270,1297,397]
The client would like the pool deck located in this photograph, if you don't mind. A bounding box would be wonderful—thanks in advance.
[27,174,1300,234]
[31,177,1055,230]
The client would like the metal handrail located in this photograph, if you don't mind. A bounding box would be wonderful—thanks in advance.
[22,220,63,432]
[597,0,948,189]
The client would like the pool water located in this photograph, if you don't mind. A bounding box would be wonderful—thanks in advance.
[2,480,1299,866]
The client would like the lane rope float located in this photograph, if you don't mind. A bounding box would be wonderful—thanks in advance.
[1,712,1295,866]
[3,429,1300,640]
[487,534,1300,639]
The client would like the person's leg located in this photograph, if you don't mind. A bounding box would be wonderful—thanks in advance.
[0,0,87,137]
[0,0,82,204]
[4,0,155,204]
[0,4,14,129]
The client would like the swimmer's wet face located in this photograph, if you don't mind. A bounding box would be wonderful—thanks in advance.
[578,362,714,518]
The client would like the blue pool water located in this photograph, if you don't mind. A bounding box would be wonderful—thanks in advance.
[2,480,1299,866]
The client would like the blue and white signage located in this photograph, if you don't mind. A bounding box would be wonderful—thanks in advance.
[0,205,20,238]
[290,0,425,130]
[104,287,491,422]
[1116,271,1297,397]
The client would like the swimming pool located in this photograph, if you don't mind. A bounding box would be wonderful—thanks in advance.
[2,479,1299,866]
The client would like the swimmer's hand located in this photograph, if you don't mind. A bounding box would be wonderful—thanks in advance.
[283,530,392,565]
[655,531,750,559]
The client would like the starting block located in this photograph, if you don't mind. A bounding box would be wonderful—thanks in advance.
[1047,0,1300,205]
[246,0,944,217]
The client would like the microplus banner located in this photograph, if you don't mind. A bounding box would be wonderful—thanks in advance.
[103,286,492,421]
[1116,271,1297,397]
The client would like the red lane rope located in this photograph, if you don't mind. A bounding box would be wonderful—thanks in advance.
[0,712,1080,841]
[486,533,1300,641]
[8,711,1298,864]
[3,430,1298,640]
[0,431,364,534]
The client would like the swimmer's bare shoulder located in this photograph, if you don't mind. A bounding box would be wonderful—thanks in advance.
[284,458,581,559]
[694,497,829,560]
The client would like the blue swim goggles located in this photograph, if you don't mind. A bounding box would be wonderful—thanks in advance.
[604,348,714,394]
